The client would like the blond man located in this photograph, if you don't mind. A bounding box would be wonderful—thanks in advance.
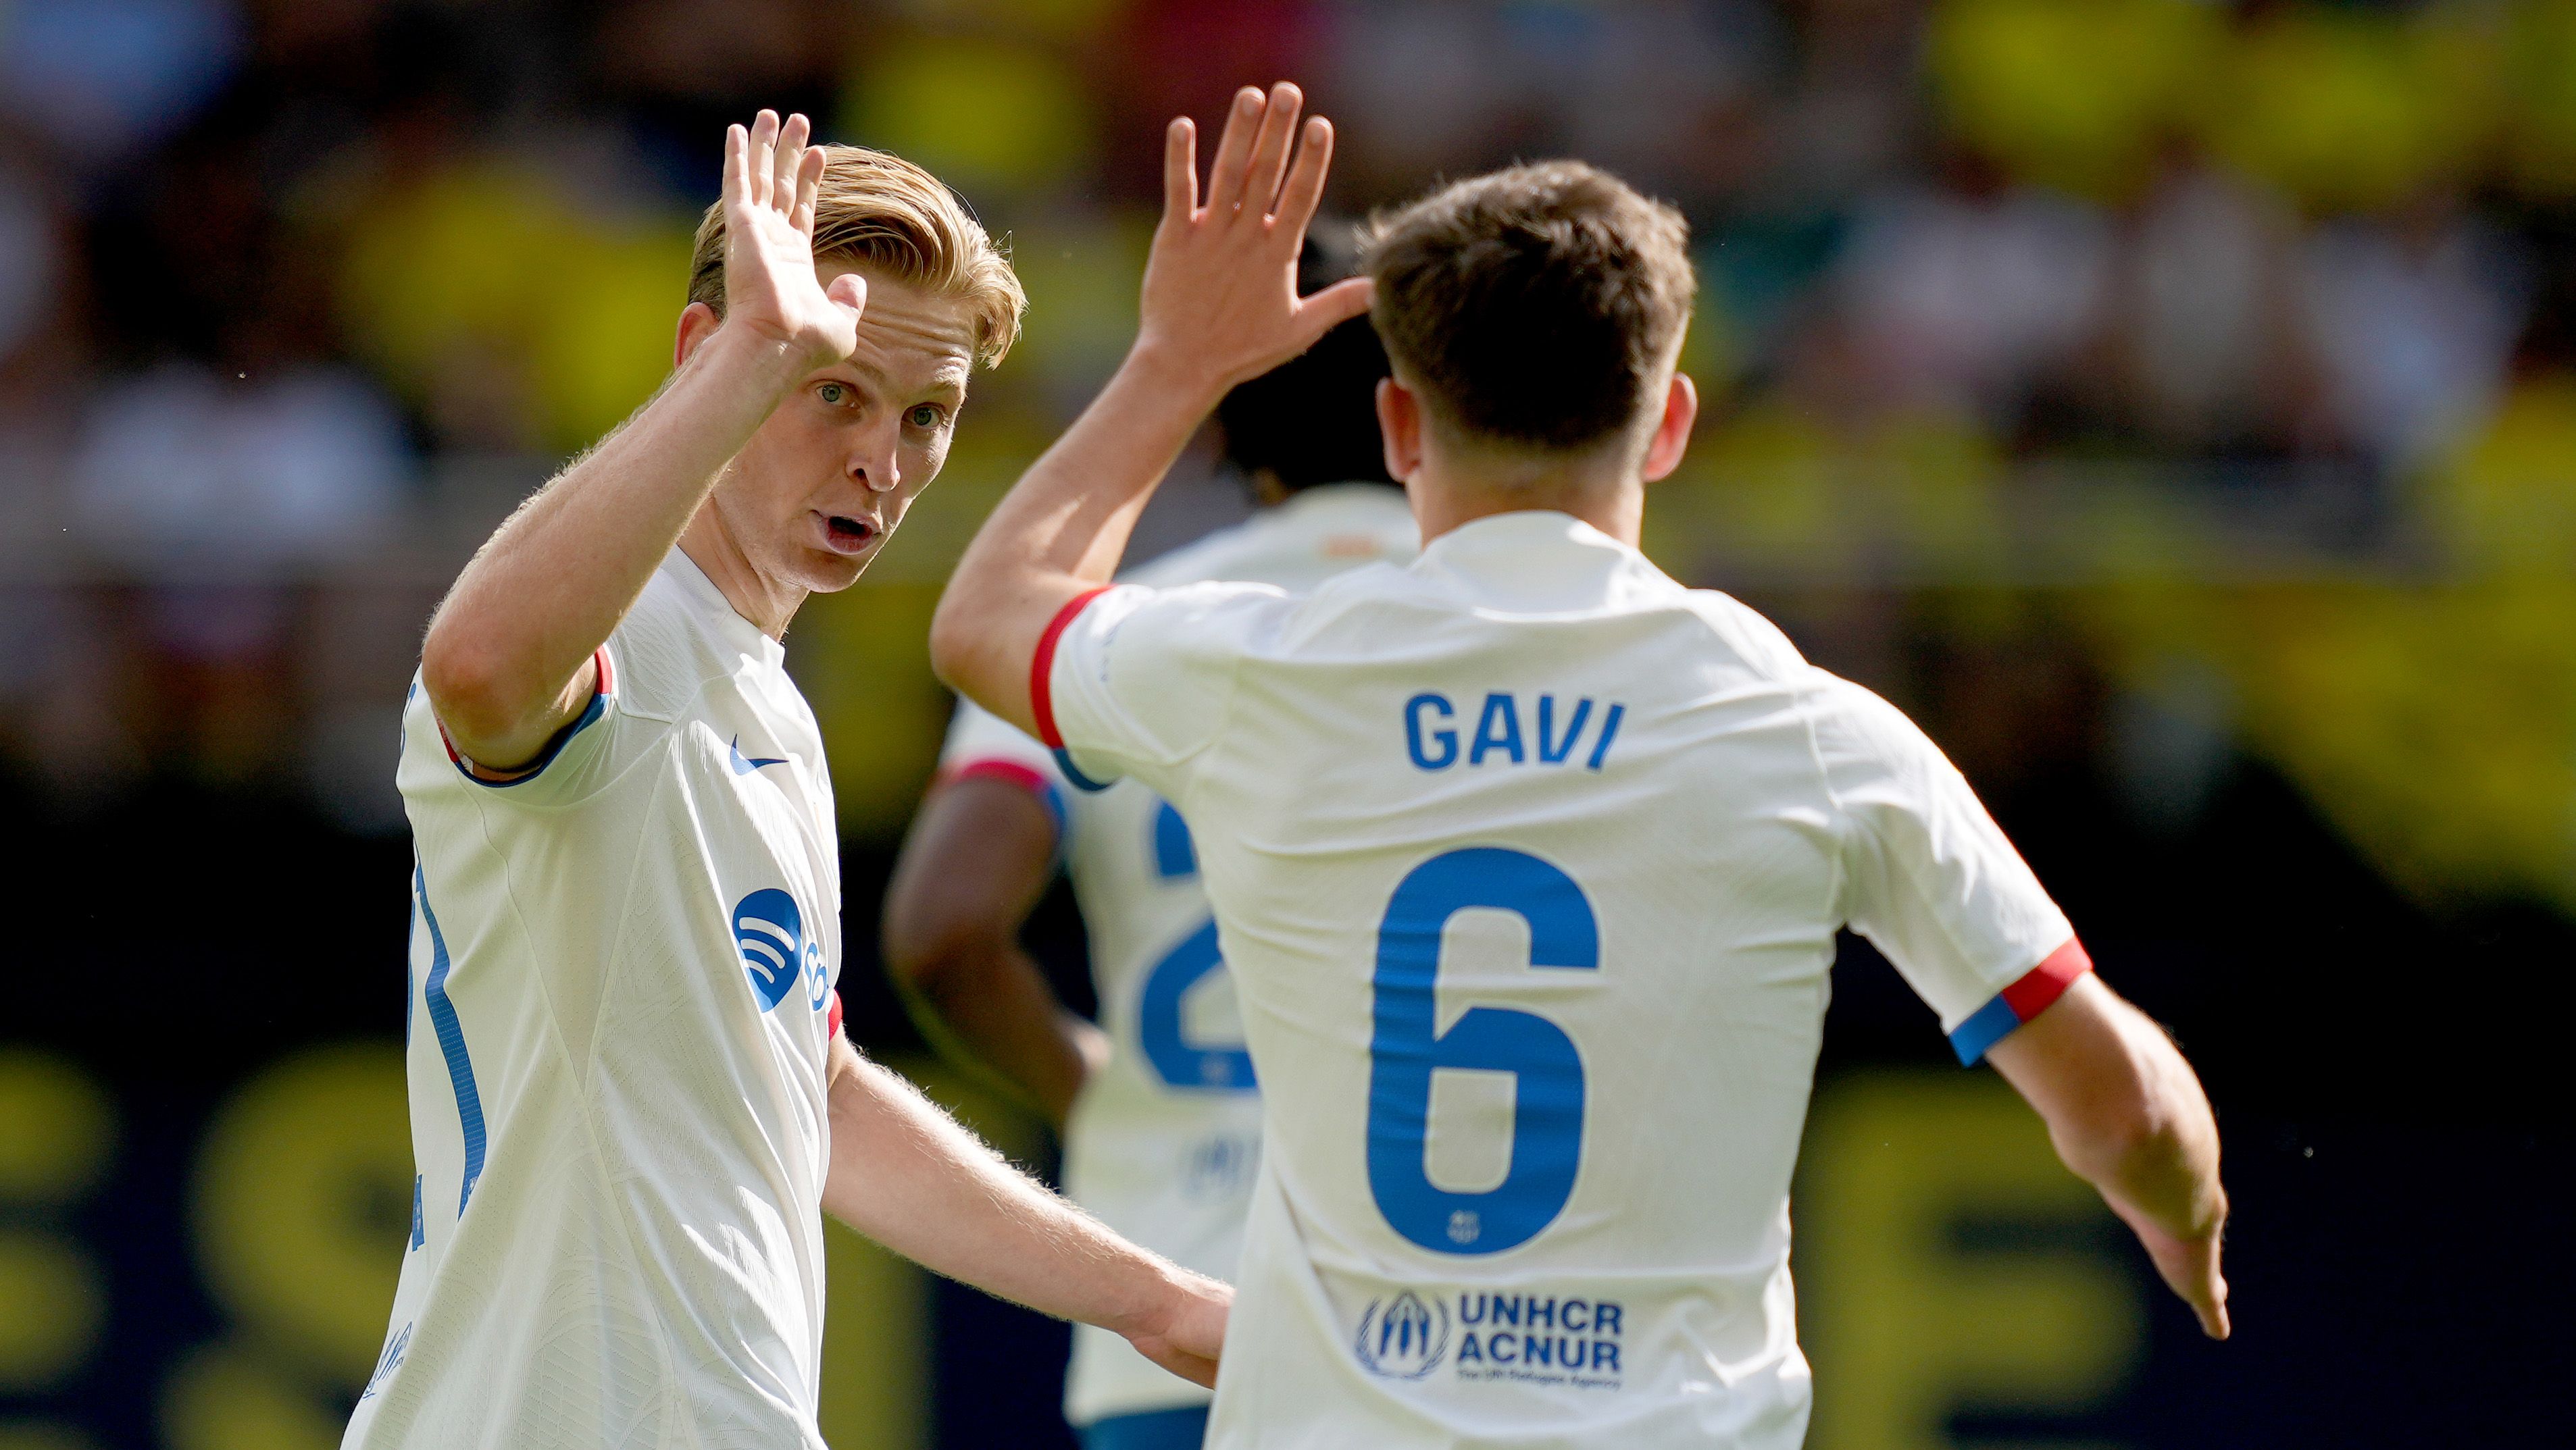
[345,113,1226,1450]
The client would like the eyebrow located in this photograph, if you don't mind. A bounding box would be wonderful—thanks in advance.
[837,353,970,403]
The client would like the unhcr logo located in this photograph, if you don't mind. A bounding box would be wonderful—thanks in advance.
[1353,1291,1450,1380]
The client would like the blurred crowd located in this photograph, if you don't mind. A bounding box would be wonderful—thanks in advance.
[7,0,2576,903]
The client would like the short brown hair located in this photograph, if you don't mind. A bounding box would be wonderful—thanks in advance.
[688,145,1026,367]
[1361,161,1694,452]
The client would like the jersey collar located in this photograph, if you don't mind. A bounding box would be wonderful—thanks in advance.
[661,548,786,666]
[1410,510,1656,613]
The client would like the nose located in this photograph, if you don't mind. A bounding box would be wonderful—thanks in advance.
[850,436,900,494]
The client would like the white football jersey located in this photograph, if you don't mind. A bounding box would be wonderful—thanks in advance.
[1035,511,2087,1449]
[937,484,1419,1426]
[347,551,845,1450]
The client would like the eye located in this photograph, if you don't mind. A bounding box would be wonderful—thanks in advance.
[817,382,851,407]
[907,404,944,429]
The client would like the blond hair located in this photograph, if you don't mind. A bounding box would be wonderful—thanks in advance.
[688,145,1026,367]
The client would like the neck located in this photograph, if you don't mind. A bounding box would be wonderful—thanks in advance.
[678,506,805,640]
[1408,462,1644,548]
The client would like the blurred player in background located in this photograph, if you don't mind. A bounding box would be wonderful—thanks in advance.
[348,112,1226,1450]
[934,83,2229,1449]
[882,228,1415,1450]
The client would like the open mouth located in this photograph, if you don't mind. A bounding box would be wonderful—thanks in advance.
[823,513,878,554]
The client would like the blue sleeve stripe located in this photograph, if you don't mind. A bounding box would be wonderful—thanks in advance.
[1946,995,2024,1066]
[1053,746,1117,794]
[438,648,613,788]
[1947,939,2094,1065]
[414,864,487,1213]
[447,685,608,788]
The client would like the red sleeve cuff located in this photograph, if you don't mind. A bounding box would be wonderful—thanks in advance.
[1030,587,1111,750]
[1949,937,2094,1065]
[945,757,1069,839]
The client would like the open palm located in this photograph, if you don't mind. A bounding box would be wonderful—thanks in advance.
[721,110,865,368]
[1136,83,1373,394]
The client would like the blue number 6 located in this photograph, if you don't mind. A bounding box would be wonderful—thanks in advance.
[1367,847,1598,1255]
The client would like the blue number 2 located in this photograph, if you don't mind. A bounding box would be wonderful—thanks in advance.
[1367,848,1599,1255]
[1137,800,1256,1091]
[1138,918,1256,1091]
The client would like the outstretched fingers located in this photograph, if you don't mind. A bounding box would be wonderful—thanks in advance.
[774,113,809,215]
[1161,117,1198,226]
[1203,87,1263,218]
[747,109,782,207]
[1293,276,1375,348]
[794,144,825,236]
[724,122,749,208]
[826,269,867,323]
[1273,116,1336,238]
[1238,82,1305,217]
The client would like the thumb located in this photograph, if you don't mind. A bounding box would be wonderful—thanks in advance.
[2200,1268,2231,1339]
[828,269,867,318]
[1293,276,1375,347]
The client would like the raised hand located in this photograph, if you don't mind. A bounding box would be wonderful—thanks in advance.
[719,110,866,369]
[1135,82,1373,395]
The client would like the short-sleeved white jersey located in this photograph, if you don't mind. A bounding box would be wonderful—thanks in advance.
[1034,511,2086,1450]
[938,484,1419,1426]
[346,551,845,1450]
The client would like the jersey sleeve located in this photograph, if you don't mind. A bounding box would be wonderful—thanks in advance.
[938,697,1071,844]
[422,644,625,805]
[1813,674,2089,1065]
[1034,580,1292,802]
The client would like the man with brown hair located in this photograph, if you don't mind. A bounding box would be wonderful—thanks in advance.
[938,89,2227,1447]
[348,113,1226,1450]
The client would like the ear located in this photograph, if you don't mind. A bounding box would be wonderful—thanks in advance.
[1377,378,1424,484]
[1640,373,1698,483]
[676,302,723,371]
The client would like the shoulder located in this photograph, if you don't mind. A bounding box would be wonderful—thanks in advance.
[1669,586,1812,679]
[1086,578,1297,650]
[603,569,732,723]
[1121,519,1265,588]
[1799,669,1959,798]
[1124,489,1419,591]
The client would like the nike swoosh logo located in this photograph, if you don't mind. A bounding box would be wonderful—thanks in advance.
[730,735,790,775]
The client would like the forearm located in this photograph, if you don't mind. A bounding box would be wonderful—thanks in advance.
[2055,1031,2226,1243]
[883,779,1095,1123]
[1991,977,2225,1241]
[822,1041,1188,1332]
[1989,973,2231,1337]
[903,941,1099,1126]
[424,323,808,754]
[929,342,1220,733]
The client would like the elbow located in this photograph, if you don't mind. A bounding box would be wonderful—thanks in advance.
[418,623,514,744]
[926,592,980,694]
[881,908,1001,997]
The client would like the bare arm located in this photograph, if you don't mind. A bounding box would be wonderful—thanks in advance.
[421,111,864,769]
[883,776,1108,1127]
[819,1033,1228,1384]
[1987,972,2231,1338]
[928,82,1371,733]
